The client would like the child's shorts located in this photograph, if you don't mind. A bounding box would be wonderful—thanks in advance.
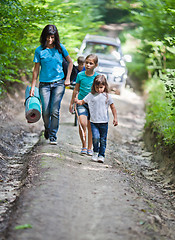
[76,103,90,120]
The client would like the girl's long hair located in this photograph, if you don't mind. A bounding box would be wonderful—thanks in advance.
[91,75,109,95]
[40,25,62,53]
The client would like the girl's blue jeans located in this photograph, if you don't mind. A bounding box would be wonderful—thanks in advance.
[39,80,65,141]
[90,122,108,157]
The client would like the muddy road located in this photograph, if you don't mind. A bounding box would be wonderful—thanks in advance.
[2,88,175,240]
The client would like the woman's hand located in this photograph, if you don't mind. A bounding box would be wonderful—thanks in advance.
[30,63,40,96]
[30,87,35,96]
[64,78,70,86]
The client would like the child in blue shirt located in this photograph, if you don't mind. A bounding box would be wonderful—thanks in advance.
[69,54,99,155]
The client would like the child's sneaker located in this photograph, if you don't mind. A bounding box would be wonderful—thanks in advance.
[50,138,57,145]
[91,152,98,162]
[98,156,104,163]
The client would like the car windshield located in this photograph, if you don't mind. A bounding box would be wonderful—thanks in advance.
[82,42,121,62]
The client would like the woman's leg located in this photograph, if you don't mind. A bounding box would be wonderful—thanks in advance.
[39,83,51,136]
[49,81,65,141]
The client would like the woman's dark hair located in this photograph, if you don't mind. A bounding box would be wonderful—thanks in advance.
[91,75,109,94]
[40,25,62,53]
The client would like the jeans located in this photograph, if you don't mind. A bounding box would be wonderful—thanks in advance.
[39,80,65,140]
[90,122,108,157]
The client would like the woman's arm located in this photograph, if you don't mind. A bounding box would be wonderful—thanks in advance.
[30,62,40,96]
[110,103,118,126]
[69,83,80,113]
[64,55,73,86]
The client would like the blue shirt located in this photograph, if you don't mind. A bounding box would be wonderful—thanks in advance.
[33,43,69,82]
[76,71,99,100]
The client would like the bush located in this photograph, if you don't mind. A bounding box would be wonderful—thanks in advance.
[145,78,175,149]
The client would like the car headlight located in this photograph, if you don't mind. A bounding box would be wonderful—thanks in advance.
[112,67,125,77]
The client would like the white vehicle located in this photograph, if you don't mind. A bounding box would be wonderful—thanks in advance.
[77,34,131,94]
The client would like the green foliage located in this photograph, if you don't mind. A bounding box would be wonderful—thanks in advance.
[0,0,103,93]
[160,69,175,110]
[118,31,148,90]
[145,78,175,148]
[0,0,50,91]
[131,0,175,41]
[50,1,103,57]
[131,0,175,150]
[126,51,148,89]
[113,0,175,81]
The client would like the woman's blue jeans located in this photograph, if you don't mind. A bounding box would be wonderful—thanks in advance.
[90,122,108,157]
[39,80,65,141]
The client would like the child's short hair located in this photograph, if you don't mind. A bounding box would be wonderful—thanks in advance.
[85,54,98,65]
[77,56,85,64]
[91,75,109,94]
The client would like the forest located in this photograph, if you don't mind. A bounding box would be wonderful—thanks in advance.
[0,0,175,156]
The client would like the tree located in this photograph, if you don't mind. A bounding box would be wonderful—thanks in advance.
[0,0,103,93]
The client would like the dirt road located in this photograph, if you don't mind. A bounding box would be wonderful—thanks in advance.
[4,88,175,240]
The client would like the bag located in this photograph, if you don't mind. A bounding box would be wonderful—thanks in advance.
[62,57,78,83]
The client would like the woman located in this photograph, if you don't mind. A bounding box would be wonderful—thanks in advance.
[30,24,73,144]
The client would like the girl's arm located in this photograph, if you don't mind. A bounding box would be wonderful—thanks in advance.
[64,55,73,86]
[69,83,80,113]
[75,99,85,105]
[110,103,118,126]
[30,62,40,96]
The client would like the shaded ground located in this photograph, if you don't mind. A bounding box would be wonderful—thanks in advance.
[0,85,43,238]
[0,87,175,240]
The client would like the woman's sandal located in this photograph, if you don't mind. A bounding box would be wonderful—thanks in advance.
[87,149,93,156]
[81,147,87,155]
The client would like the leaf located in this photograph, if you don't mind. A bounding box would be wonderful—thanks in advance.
[167,46,175,54]
[140,209,147,213]
[14,224,32,230]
